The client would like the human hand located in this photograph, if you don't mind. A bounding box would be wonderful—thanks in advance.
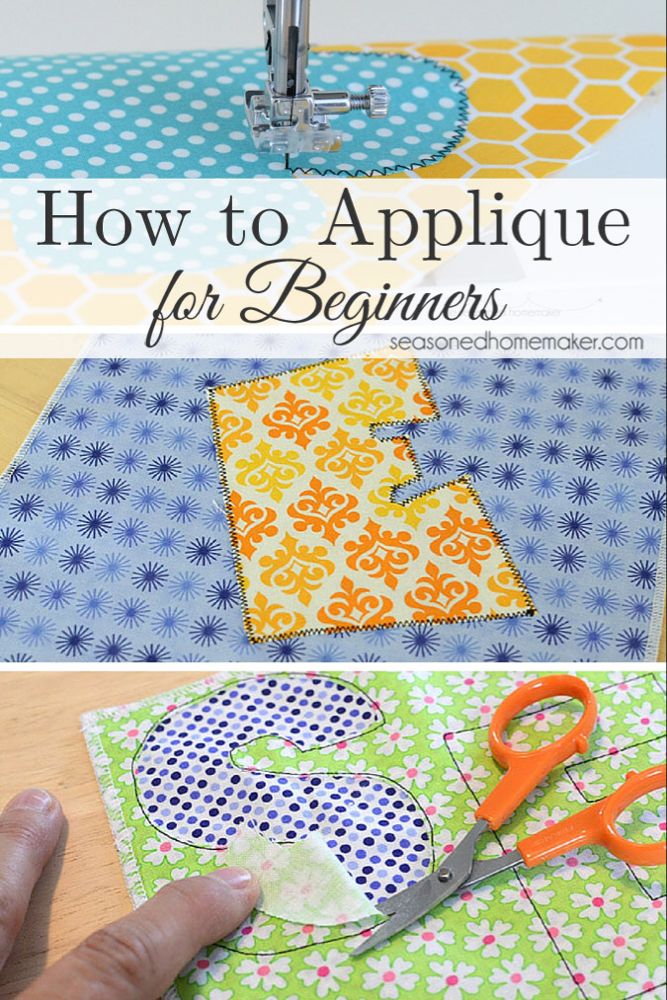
[0,789,260,999]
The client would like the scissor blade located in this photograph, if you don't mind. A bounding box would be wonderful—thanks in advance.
[375,881,423,916]
[353,819,489,956]
[352,872,449,956]
[460,849,523,890]
[351,909,420,956]
[375,848,524,921]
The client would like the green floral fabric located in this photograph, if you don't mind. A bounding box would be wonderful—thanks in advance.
[82,670,666,1000]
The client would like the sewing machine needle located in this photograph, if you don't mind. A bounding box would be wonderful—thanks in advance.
[285,153,291,171]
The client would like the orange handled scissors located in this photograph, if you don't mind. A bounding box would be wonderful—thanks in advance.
[354,674,667,956]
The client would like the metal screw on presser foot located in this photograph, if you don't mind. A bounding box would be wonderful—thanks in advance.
[245,0,390,162]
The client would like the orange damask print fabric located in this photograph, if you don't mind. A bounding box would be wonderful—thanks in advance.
[210,359,535,641]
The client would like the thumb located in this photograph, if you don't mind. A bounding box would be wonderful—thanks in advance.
[21,867,260,1000]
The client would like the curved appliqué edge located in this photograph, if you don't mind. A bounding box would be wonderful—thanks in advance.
[289,53,469,179]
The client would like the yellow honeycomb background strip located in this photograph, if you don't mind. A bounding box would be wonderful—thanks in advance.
[368,35,666,178]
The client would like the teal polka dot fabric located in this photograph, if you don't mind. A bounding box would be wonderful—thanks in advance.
[0,48,467,178]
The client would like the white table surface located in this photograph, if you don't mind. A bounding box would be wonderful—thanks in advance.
[1,0,665,56]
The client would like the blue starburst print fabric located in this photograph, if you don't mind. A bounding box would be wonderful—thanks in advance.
[0,357,664,663]
[0,49,467,179]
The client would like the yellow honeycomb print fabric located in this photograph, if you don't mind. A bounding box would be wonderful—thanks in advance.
[210,359,535,641]
[369,35,666,178]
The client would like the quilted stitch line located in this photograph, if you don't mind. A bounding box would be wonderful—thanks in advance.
[288,52,469,178]
[446,675,665,1000]
[443,672,665,1000]
[130,670,440,956]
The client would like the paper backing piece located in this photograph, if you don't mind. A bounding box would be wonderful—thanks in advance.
[224,828,380,925]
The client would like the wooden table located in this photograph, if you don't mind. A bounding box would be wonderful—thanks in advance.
[0,360,73,473]
[0,671,209,999]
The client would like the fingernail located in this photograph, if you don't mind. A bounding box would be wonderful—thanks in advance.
[7,788,56,813]
[211,867,255,891]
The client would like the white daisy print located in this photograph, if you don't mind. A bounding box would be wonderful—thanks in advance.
[604,856,650,882]
[502,728,531,753]
[196,847,227,868]
[593,735,635,769]
[500,874,554,914]
[417,791,455,826]
[142,836,184,866]
[154,866,193,889]
[608,673,646,703]
[362,955,419,998]
[231,752,274,771]
[427,718,471,750]
[265,736,299,759]
[373,718,418,756]
[617,964,665,996]
[450,673,490,696]
[639,804,666,840]
[283,921,330,948]
[186,949,229,986]
[546,847,598,881]
[389,753,435,790]
[630,888,665,924]
[117,756,136,786]
[404,915,453,955]
[397,670,431,684]
[524,803,570,835]
[149,697,182,717]
[464,918,519,958]
[592,921,646,965]
[366,686,400,715]
[570,881,622,920]
[408,683,452,715]
[230,913,275,949]
[596,704,618,733]
[497,674,539,696]
[450,881,495,917]
[284,759,317,776]
[297,948,352,997]
[193,990,232,1000]
[353,669,376,686]
[433,828,457,859]
[319,737,367,761]
[426,959,483,997]
[490,954,544,999]
[347,758,376,782]
[441,756,490,795]
[108,717,151,750]
[528,909,582,952]
[524,706,568,734]
[558,767,604,802]
[555,954,610,999]
[460,694,502,724]
[624,701,666,737]
[237,956,291,990]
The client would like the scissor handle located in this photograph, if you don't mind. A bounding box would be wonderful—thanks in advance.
[475,675,598,830]
[517,765,667,868]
